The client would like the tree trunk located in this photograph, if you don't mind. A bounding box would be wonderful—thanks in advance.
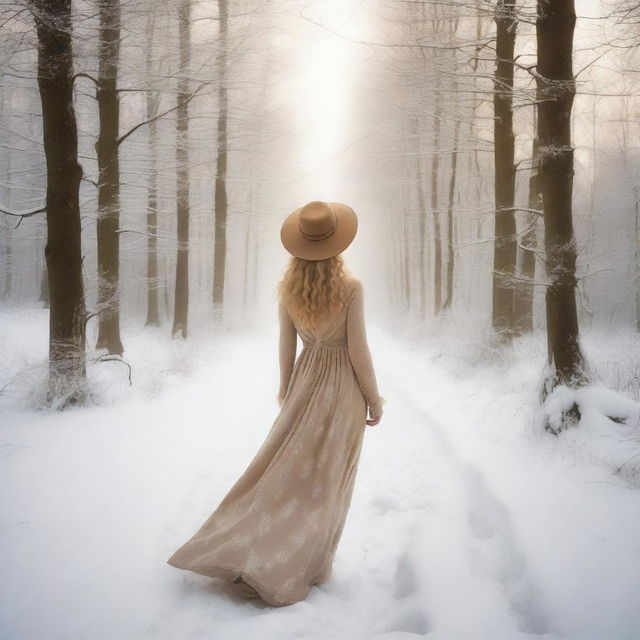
[492,0,517,340]
[95,0,123,355]
[172,0,190,338]
[514,132,540,333]
[536,0,588,403]
[635,186,640,332]
[145,11,160,327]
[38,220,49,306]
[212,0,228,319]
[432,82,443,315]
[402,199,410,312]
[443,117,461,310]
[33,0,87,405]
[415,117,428,320]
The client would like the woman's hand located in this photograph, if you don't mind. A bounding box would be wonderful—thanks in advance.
[366,397,384,426]
[366,414,381,426]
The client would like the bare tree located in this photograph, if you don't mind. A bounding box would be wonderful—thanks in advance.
[172,0,191,338]
[536,0,588,414]
[144,8,160,328]
[514,127,540,334]
[95,0,124,355]
[31,0,87,405]
[492,0,518,340]
[212,0,229,318]
[444,116,461,310]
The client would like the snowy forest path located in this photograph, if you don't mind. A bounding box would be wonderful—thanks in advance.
[381,378,563,640]
[4,328,639,640]
[154,334,567,640]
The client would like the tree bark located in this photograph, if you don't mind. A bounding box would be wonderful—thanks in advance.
[536,0,588,397]
[3,155,12,302]
[492,0,518,340]
[33,0,87,405]
[443,117,461,310]
[635,186,640,332]
[514,132,540,333]
[95,0,123,355]
[212,0,228,318]
[415,116,428,320]
[431,79,443,315]
[145,10,160,327]
[172,0,191,338]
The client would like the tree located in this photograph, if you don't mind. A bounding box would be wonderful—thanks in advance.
[95,0,124,355]
[536,0,589,414]
[144,8,160,327]
[492,0,518,340]
[32,0,87,405]
[513,127,540,334]
[172,0,191,338]
[212,0,229,318]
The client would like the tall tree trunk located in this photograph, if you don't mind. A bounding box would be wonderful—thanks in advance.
[536,0,588,402]
[635,186,640,332]
[95,0,123,355]
[37,221,49,306]
[514,131,540,333]
[415,117,428,320]
[212,0,228,319]
[402,201,410,312]
[432,81,443,315]
[492,0,517,340]
[172,0,190,338]
[443,117,461,310]
[33,0,87,405]
[3,154,12,302]
[145,11,160,327]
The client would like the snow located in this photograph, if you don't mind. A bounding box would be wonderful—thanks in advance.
[1,308,640,640]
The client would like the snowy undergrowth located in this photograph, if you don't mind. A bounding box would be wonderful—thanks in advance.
[1,307,640,639]
[406,306,640,489]
[0,307,256,411]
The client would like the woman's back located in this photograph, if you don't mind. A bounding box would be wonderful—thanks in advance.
[278,277,385,420]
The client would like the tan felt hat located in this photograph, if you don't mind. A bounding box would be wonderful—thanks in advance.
[280,200,358,260]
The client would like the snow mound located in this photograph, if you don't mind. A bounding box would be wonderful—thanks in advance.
[538,384,640,485]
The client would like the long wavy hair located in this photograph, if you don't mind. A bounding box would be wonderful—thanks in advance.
[276,254,352,333]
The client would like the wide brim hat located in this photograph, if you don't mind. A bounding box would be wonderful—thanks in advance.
[280,200,358,260]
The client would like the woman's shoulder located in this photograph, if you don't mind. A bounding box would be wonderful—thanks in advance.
[346,277,363,301]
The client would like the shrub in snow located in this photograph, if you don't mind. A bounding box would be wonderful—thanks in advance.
[538,384,640,486]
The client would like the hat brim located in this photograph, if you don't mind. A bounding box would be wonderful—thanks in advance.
[280,203,358,260]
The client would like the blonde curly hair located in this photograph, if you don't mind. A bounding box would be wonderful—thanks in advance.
[276,255,352,333]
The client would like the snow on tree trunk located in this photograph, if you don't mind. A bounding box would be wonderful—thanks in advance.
[95,0,124,355]
[33,0,87,406]
[536,0,589,425]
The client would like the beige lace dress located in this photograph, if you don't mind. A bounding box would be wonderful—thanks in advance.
[166,277,385,606]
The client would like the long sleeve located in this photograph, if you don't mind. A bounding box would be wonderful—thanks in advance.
[278,297,297,402]
[346,280,385,418]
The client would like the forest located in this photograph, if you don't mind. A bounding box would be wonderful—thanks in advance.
[1,0,640,638]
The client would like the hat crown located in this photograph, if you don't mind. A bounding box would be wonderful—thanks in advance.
[298,201,337,241]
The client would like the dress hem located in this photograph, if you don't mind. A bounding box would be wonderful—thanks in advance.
[166,556,317,607]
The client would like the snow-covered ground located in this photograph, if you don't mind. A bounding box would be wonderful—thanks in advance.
[1,308,640,640]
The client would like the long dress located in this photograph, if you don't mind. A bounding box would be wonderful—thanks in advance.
[166,277,385,607]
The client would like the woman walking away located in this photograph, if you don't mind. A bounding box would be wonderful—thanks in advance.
[166,200,386,606]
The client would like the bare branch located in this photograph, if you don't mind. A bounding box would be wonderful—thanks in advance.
[1,204,45,217]
[116,82,208,147]
[92,354,132,385]
[73,71,99,86]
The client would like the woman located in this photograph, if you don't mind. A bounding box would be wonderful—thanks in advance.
[167,200,385,606]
